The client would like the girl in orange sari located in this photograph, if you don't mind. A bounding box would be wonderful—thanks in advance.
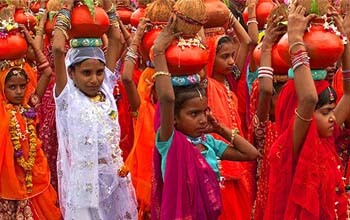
[123,18,156,219]
[206,30,255,219]
[0,25,61,219]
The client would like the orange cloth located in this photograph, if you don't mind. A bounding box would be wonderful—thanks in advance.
[125,67,156,217]
[0,64,61,219]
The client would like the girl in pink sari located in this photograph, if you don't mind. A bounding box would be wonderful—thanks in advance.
[151,18,259,220]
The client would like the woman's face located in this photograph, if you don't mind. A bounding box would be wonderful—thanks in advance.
[4,74,27,105]
[314,103,336,137]
[213,42,236,76]
[69,59,105,97]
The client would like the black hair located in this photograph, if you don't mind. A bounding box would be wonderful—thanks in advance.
[216,36,234,53]
[68,59,105,71]
[315,86,337,110]
[68,60,86,71]
[173,84,207,115]
[273,81,285,96]
[5,68,28,83]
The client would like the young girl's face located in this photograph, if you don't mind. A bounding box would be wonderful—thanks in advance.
[314,103,336,137]
[175,96,209,138]
[213,42,235,76]
[4,74,27,105]
[69,59,105,97]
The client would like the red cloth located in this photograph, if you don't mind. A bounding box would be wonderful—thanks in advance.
[248,80,279,220]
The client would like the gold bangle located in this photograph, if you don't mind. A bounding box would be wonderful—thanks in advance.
[105,3,115,14]
[152,71,171,79]
[54,26,69,40]
[294,109,312,122]
[131,111,138,118]
[289,41,306,54]
[153,51,165,57]
[230,128,239,144]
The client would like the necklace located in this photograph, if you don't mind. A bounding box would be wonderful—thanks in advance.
[90,91,106,102]
[224,80,239,129]
[8,105,37,193]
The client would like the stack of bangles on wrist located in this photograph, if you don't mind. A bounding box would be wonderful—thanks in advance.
[37,60,50,72]
[342,69,350,81]
[106,3,120,29]
[257,66,273,79]
[124,47,138,64]
[289,42,310,71]
[247,16,258,26]
[38,8,45,16]
[54,8,71,40]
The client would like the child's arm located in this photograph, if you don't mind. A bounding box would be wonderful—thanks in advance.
[122,18,152,112]
[288,3,318,155]
[256,14,285,123]
[334,5,350,126]
[104,0,124,72]
[20,25,52,99]
[228,11,251,73]
[215,123,259,161]
[246,0,259,73]
[153,17,180,142]
[206,114,259,160]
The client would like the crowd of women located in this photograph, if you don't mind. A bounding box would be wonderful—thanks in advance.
[1,0,350,219]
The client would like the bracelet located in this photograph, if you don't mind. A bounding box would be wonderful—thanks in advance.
[54,26,69,40]
[289,41,306,54]
[257,66,273,79]
[152,71,171,79]
[342,69,350,79]
[37,61,50,72]
[295,109,312,122]
[131,111,138,118]
[153,51,165,57]
[36,28,44,36]
[230,128,239,144]
[125,56,137,64]
[247,20,258,25]
[105,3,116,15]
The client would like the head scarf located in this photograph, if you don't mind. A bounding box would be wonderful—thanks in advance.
[65,47,106,69]
[0,63,37,106]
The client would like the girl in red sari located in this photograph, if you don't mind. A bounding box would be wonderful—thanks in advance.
[265,2,350,219]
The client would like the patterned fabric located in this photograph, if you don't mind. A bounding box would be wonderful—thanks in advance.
[37,43,59,191]
[0,199,33,219]
[248,80,280,220]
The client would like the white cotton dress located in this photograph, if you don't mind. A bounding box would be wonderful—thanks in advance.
[54,68,138,220]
